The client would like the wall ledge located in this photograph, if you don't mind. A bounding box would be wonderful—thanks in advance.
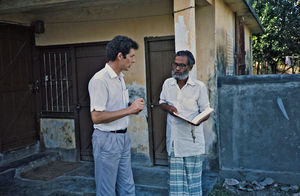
[218,74,300,87]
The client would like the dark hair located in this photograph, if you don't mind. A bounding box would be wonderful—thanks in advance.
[106,35,139,61]
[174,50,195,66]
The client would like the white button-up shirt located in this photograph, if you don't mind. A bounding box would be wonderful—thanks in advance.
[88,64,129,131]
[159,77,210,157]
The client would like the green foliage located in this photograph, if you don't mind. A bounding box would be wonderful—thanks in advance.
[250,0,300,74]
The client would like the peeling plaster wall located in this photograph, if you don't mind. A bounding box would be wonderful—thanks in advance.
[174,0,196,51]
[174,0,197,79]
[196,5,215,84]
[214,0,254,76]
[215,0,235,76]
[126,82,150,163]
[195,4,217,162]
[40,118,75,149]
[214,0,236,156]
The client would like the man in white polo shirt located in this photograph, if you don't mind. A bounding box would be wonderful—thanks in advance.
[88,35,144,196]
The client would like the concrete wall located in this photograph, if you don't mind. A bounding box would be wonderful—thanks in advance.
[195,0,237,170]
[218,74,300,184]
[195,4,217,166]
[215,0,235,76]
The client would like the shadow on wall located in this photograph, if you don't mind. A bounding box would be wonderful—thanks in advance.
[216,45,227,76]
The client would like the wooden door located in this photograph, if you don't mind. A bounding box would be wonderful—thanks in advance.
[235,15,246,75]
[0,24,38,152]
[75,43,107,160]
[145,36,175,165]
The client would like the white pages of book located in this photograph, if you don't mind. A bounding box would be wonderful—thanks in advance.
[173,107,214,125]
[191,107,214,124]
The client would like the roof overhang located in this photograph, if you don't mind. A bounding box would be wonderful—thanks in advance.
[0,0,140,14]
[0,0,264,34]
[223,0,264,34]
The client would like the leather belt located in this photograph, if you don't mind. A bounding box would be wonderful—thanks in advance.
[110,128,127,134]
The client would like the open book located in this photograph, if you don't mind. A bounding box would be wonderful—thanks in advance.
[173,107,214,126]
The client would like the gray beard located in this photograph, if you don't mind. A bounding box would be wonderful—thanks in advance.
[172,69,189,80]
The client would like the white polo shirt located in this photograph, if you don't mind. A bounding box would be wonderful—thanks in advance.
[159,77,210,157]
[88,64,129,131]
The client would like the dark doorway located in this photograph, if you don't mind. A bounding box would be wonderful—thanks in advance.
[145,36,175,165]
[0,23,38,152]
[38,42,107,161]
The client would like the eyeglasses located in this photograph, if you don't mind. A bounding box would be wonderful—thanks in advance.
[171,62,188,68]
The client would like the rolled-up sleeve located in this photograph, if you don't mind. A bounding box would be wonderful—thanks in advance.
[88,78,108,112]
[197,85,210,112]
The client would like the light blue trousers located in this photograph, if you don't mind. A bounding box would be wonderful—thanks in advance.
[92,129,135,196]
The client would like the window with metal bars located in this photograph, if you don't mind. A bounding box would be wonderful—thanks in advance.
[40,49,73,113]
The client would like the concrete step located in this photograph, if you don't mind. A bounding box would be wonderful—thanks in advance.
[0,152,58,172]
[133,165,168,196]
[0,158,217,196]
[132,165,218,196]
[0,151,59,186]
[0,143,40,167]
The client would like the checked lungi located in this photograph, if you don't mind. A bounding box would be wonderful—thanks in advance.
[168,148,203,196]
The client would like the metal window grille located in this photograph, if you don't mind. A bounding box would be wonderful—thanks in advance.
[40,49,73,113]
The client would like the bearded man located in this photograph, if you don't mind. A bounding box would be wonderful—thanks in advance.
[159,50,211,196]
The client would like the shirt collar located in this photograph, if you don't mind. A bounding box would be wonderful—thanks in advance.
[170,76,196,86]
[186,76,195,86]
[105,63,124,79]
[170,78,177,86]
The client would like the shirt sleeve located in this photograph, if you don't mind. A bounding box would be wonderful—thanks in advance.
[197,84,210,112]
[159,80,168,104]
[88,78,108,112]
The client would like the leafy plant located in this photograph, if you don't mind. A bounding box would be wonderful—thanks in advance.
[250,0,300,74]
